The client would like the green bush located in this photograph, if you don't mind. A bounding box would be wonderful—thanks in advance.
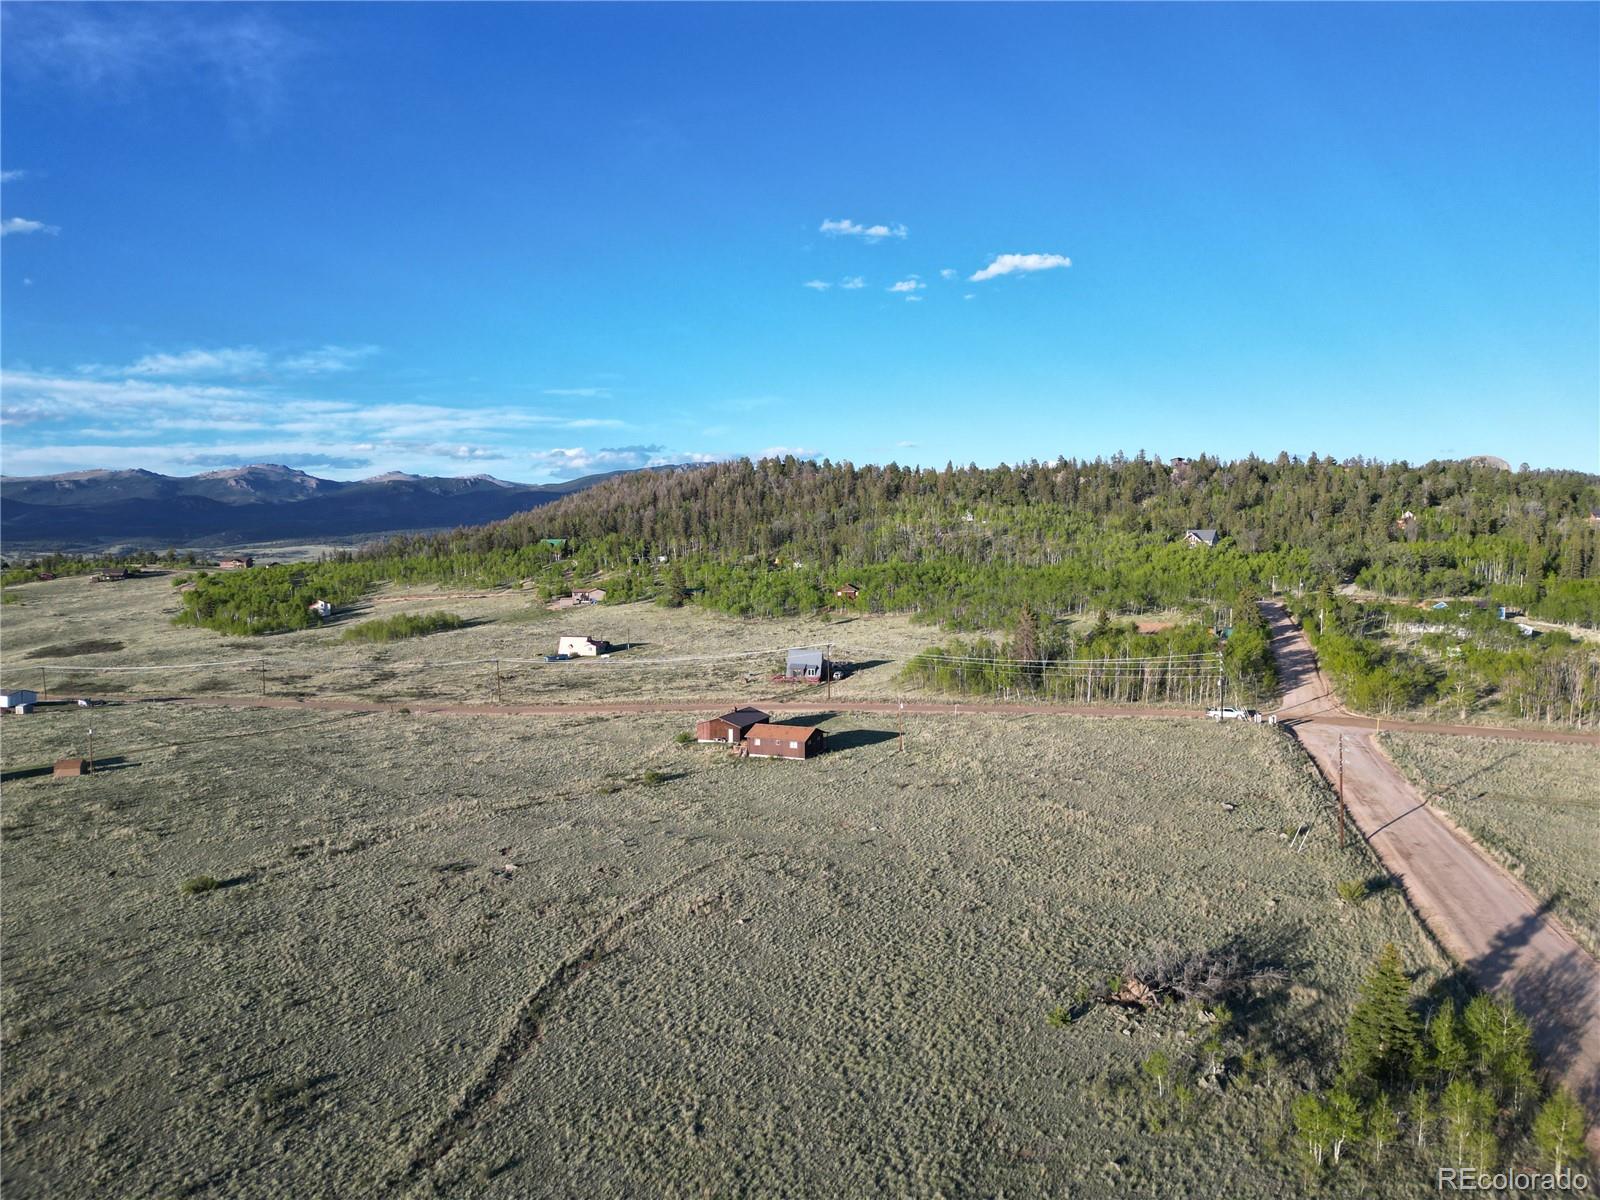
[180,876,220,895]
[340,612,465,643]
[641,769,667,787]
[1337,879,1366,904]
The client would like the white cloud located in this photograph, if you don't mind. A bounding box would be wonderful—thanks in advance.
[802,279,831,291]
[940,268,957,280]
[542,387,613,399]
[278,344,379,374]
[839,276,866,290]
[888,278,925,293]
[895,440,919,448]
[963,293,976,300]
[969,253,1072,282]
[124,347,270,376]
[1,170,28,183]
[819,218,907,242]
[82,343,378,378]
[758,446,817,459]
[1,216,59,237]
[904,295,922,303]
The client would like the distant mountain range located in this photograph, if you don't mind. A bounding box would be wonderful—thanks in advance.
[0,464,655,551]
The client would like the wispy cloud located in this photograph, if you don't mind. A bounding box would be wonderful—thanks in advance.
[839,276,866,290]
[1,216,59,237]
[278,344,379,374]
[542,386,613,399]
[2,4,310,128]
[903,295,923,303]
[802,279,831,291]
[123,347,269,376]
[758,446,818,459]
[83,344,377,379]
[969,253,1072,282]
[887,277,925,294]
[526,443,703,476]
[940,268,957,280]
[819,218,907,242]
[1,170,29,183]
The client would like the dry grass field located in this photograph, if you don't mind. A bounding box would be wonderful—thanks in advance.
[1379,732,1600,955]
[0,700,1448,1198]
[0,573,956,707]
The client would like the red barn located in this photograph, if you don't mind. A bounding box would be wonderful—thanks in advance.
[744,723,826,760]
[694,707,770,744]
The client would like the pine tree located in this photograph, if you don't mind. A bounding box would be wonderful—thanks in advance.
[1341,943,1421,1088]
[1532,1088,1587,1173]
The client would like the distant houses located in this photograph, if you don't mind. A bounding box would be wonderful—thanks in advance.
[217,555,254,570]
[307,599,334,619]
[1183,529,1219,548]
[1,689,39,713]
[91,568,134,582]
[694,707,771,744]
[557,635,610,657]
[571,588,606,605]
[834,583,860,600]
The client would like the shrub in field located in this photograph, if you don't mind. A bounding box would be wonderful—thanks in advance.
[641,769,667,787]
[674,731,694,745]
[180,876,220,895]
[341,612,464,643]
[1336,879,1366,904]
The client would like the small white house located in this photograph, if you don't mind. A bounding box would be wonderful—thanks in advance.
[558,635,610,657]
[308,600,334,619]
[1,689,40,711]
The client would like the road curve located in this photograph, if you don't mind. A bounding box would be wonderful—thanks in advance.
[1261,601,1600,1146]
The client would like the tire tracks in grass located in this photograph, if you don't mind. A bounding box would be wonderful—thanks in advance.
[389,851,738,1195]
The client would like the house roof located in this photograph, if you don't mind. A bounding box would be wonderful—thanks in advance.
[1185,529,1219,545]
[745,723,822,742]
[716,707,770,730]
[787,647,825,664]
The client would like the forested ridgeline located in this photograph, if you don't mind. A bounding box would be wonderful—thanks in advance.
[375,454,1600,623]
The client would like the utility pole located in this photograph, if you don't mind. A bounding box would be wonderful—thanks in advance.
[39,667,46,701]
[1337,734,1347,848]
[260,662,267,698]
[87,726,94,774]
[1216,648,1225,719]
[898,701,906,754]
[494,659,502,704]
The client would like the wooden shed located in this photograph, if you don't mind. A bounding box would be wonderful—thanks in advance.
[695,707,770,744]
[744,723,825,760]
[53,758,88,777]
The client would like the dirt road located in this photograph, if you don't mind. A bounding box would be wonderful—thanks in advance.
[1261,602,1600,1142]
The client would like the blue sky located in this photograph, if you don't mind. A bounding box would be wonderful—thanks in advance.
[2,2,1596,481]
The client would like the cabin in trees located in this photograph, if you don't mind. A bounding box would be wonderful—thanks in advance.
[571,588,606,605]
[694,707,770,744]
[557,635,609,657]
[217,556,254,570]
[307,600,334,619]
[1183,529,1219,548]
[834,583,861,600]
[744,723,826,760]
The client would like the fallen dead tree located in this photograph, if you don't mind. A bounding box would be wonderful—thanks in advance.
[1104,941,1289,1011]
